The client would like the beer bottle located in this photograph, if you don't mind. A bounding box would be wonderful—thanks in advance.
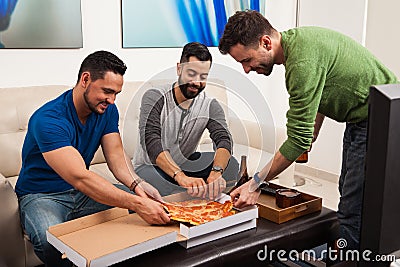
[237,155,250,185]
[296,151,308,163]
[228,155,250,194]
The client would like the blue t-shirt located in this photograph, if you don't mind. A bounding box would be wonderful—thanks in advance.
[15,89,119,197]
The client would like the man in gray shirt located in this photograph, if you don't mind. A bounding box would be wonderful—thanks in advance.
[133,42,238,198]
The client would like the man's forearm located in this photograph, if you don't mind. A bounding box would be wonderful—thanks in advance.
[259,150,293,182]
[100,133,140,188]
[155,151,181,178]
[212,147,231,170]
[313,112,325,142]
[107,150,142,188]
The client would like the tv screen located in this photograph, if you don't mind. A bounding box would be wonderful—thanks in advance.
[359,84,400,266]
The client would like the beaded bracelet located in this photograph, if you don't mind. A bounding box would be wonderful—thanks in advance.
[129,178,144,191]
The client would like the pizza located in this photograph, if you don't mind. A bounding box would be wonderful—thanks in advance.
[162,199,236,225]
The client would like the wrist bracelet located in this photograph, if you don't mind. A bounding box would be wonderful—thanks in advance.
[129,178,144,191]
[172,169,182,180]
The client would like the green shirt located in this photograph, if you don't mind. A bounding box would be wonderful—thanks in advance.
[280,26,398,161]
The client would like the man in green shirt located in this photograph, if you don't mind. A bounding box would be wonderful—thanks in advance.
[218,10,398,251]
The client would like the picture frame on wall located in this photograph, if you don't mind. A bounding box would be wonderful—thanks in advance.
[0,0,82,49]
[121,0,267,48]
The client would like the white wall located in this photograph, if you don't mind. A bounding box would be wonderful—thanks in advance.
[365,0,400,78]
[0,0,291,128]
[2,0,394,177]
[0,0,293,149]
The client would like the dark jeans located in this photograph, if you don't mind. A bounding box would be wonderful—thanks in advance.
[337,120,367,251]
[136,152,239,196]
[18,184,130,267]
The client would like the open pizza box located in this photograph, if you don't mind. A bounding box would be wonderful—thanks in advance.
[163,192,258,248]
[46,193,258,267]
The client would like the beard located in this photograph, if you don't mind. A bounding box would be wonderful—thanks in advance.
[83,86,107,114]
[253,63,274,76]
[178,77,206,99]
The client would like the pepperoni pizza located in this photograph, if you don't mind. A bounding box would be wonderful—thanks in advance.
[163,199,236,225]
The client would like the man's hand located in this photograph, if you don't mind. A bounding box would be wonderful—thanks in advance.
[175,173,207,197]
[132,196,170,225]
[230,179,261,209]
[206,172,226,200]
[135,181,164,203]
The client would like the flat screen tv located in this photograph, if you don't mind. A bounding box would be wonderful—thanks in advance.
[359,84,400,266]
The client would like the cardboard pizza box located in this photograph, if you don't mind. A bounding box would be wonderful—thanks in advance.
[46,208,182,267]
[257,184,322,224]
[179,212,257,248]
[47,194,258,266]
[164,193,259,248]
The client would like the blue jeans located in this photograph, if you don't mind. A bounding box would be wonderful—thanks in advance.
[338,120,367,251]
[136,152,239,196]
[18,184,129,267]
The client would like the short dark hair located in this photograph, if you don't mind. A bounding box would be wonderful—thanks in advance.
[218,10,276,54]
[77,50,127,83]
[180,42,212,65]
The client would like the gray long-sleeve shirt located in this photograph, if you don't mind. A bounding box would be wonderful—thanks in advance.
[133,83,232,170]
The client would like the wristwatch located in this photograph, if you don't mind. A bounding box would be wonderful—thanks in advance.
[211,166,224,174]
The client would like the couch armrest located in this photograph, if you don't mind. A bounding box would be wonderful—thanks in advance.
[0,173,26,267]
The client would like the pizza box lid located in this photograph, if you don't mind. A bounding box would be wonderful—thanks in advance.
[46,208,184,267]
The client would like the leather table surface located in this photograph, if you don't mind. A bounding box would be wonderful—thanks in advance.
[113,207,338,267]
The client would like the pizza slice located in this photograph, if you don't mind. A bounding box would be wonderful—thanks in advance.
[163,199,236,226]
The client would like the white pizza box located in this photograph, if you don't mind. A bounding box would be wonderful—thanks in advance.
[46,207,183,267]
[164,193,259,248]
[180,217,257,248]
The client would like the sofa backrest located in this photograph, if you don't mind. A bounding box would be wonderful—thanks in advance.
[0,85,70,181]
[0,80,229,186]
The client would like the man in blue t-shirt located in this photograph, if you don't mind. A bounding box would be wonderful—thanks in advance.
[15,51,170,267]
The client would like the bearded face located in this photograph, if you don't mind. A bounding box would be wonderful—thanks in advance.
[251,61,274,76]
[178,76,206,99]
[177,59,211,100]
[83,84,109,114]
[81,71,123,115]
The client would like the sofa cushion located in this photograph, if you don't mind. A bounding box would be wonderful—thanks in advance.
[0,174,25,267]
[0,85,70,179]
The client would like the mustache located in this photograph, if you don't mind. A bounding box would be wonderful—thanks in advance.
[182,83,203,89]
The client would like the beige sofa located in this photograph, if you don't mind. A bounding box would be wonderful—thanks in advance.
[0,81,293,267]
